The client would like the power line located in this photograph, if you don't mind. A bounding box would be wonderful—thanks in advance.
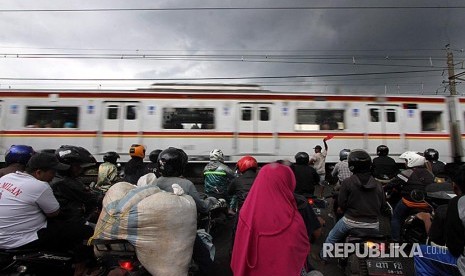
[0,69,444,81]
[0,6,465,12]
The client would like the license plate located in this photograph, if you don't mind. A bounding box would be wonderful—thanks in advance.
[366,259,405,275]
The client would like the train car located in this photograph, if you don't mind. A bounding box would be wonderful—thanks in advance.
[0,83,462,164]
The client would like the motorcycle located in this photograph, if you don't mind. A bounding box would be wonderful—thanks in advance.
[401,182,455,244]
[0,248,75,276]
[92,239,146,276]
[92,198,228,276]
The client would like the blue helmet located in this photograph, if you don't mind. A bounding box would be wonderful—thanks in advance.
[5,145,35,165]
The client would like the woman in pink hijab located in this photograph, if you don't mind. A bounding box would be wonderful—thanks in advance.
[230,162,310,276]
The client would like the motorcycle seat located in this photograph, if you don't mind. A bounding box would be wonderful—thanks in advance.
[347,228,385,239]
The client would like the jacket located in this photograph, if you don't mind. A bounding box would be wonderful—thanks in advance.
[338,172,386,223]
[203,161,235,195]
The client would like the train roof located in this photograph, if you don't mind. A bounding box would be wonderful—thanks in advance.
[0,84,457,103]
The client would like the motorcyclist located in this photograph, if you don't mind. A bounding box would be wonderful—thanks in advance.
[153,147,218,275]
[227,155,259,251]
[388,151,435,241]
[331,149,352,189]
[320,149,387,260]
[0,145,35,177]
[291,151,320,196]
[156,147,218,214]
[94,151,121,193]
[372,145,399,183]
[122,144,150,185]
[51,145,99,226]
[147,149,162,177]
[203,149,236,213]
[413,163,464,275]
[228,155,258,212]
[424,148,446,178]
[330,149,352,221]
[0,152,97,276]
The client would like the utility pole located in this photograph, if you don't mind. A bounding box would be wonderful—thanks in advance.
[446,45,463,163]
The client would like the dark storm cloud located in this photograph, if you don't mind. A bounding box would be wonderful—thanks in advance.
[0,0,464,94]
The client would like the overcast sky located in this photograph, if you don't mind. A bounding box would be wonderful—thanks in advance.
[1,0,465,95]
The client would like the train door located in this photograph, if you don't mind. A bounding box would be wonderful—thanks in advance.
[367,104,402,155]
[101,102,142,154]
[237,103,275,155]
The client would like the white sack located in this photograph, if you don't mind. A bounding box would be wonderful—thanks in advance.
[92,182,197,276]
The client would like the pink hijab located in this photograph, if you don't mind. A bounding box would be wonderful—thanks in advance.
[230,163,310,276]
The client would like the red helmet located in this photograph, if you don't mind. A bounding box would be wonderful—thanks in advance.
[237,155,258,173]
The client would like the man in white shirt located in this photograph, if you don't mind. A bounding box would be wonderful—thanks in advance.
[0,152,68,249]
[0,152,100,275]
[311,138,329,198]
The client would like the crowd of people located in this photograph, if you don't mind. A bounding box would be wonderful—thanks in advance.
[0,140,464,275]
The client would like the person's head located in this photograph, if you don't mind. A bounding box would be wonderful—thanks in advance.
[294,152,310,165]
[237,155,258,173]
[26,152,70,182]
[348,149,372,173]
[5,145,35,166]
[339,149,350,161]
[55,145,97,177]
[129,144,146,159]
[424,148,439,162]
[399,151,425,168]
[376,145,389,157]
[209,149,224,162]
[157,147,188,177]
[255,162,296,195]
[149,149,163,163]
[103,151,120,165]
[313,145,322,153]
[448,163,465,195]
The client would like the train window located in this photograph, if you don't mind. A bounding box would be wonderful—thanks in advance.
[126,105,137,120]
[162,108,215,129]
[370,108,380,122]
[242,107,252,121]
[421,111,443,131]
[107,105,119,120]
[259,107,270,121]
[25,106,79,128]
[295,109,344,131]
[386,109,397,122]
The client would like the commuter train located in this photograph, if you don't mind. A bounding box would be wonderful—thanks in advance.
[0,83,463,164]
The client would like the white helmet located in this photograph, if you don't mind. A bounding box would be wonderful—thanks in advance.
[399,151,425,168]
[209,149,224,162]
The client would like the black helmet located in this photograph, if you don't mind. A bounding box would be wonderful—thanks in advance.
[157,147,188,177]
[295,152,310,165]
[424,148,439,161]
[103,151,120,164]
[55,145,97,168]
[348,149,372,173]
[149,149,163,163]
[376,145,389,156]
[339,149,350,161]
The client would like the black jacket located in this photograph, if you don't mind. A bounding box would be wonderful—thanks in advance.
[123,157,150,184]
[228,169,257,210]
[388,167,435,202]
[291,163,320,196]
[446,195,465,257]
[338,172,387,223]
[51,175,98,224]
[372,156,399,180]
